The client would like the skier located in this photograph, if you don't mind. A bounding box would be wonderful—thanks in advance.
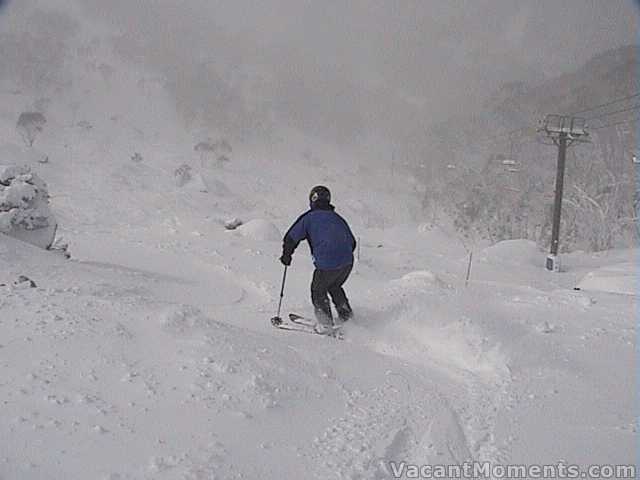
[280,185,356,331]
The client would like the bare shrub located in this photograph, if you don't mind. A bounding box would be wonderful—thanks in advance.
[16,112,46,147]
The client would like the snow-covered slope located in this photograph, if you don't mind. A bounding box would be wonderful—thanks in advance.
[0,3,635,479]
[1,222,635,478]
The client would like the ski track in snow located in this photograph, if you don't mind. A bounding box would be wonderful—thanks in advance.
[342,281,518,469]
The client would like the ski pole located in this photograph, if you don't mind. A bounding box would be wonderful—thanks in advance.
[465,250,473,287]
[274,265,288,322]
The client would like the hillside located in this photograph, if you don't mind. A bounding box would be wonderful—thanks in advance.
[421,45,638,252]
[0,3,636,480]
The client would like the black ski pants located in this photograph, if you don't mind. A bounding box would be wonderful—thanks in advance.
[311,263,353,325]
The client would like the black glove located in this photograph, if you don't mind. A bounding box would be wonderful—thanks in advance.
[280,253,292,266]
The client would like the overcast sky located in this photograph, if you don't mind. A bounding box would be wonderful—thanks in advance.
[9,0,637,143]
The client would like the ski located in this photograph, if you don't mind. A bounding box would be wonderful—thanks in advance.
[290,313,344,339]
[288,313,316,326]
[289,313,346,336]
[272,322,318,335]
[271,314,343,338]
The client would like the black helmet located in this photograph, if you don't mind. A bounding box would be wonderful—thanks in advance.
[309,185,331,205]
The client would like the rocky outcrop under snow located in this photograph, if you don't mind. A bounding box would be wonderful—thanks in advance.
[0,164,57,249]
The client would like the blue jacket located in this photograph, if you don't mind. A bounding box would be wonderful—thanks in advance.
[283,203,356,270]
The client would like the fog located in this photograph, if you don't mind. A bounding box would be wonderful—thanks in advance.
[3,0,638,145]
[74,1,636,141]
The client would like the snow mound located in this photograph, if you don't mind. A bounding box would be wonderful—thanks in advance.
[234,219,281,241]
[576,262,635,296]
[0,164,57,249]
[391,270,448,290]
[479,239,540,267]
[160,304,217,334]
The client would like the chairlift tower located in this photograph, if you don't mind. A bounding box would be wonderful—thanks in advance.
[539,115,588,272]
